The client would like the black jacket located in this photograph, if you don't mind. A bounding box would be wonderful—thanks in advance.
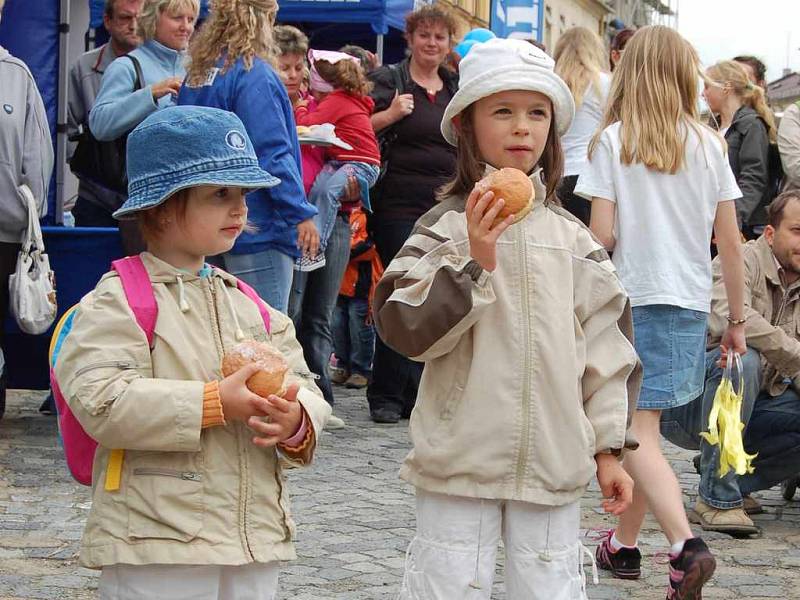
[725,105,770,228]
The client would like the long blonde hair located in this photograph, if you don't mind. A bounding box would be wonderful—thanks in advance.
[553,27,607,108]
[589,26,704,174]
[706,60,777,143]
[137,0,199,42]
[185,0,278,86]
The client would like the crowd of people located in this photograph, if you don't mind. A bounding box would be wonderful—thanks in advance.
[4,0,800,598]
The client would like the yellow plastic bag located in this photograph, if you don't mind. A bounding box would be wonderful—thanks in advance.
[699,351,757,477]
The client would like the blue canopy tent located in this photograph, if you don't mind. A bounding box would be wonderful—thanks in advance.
[89,0,411,62]
[1,0,412,390]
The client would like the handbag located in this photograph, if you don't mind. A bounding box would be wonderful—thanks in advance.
[9,184,57,335]
[68,54,143,198]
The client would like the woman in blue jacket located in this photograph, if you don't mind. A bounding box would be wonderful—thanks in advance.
[89,0,198,141]
[179,0,318,313]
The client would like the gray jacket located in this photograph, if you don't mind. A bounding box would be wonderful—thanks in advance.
[725,105,771,228]
[67,43,127,212]
[0,46,53,243]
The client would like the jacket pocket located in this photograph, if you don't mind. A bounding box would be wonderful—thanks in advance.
[127,457,204,542]
[438,335,473,422]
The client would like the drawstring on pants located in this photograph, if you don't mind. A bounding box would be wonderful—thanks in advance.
[468,499,485,589]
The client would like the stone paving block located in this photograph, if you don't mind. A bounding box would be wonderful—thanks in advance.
[3,388,800,599]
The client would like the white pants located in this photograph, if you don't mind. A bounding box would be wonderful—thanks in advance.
[98,562,280,600]
[400,490,593,600]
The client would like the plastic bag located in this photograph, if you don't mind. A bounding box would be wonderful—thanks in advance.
[699,351,757,477]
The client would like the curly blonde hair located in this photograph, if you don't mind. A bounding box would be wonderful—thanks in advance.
[185,0,278,86]
[137,0,198,42]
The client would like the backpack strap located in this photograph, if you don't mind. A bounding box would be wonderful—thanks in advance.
[111,256,158,348]
[235,278,271,334]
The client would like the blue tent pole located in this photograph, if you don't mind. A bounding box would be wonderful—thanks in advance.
[55,0,71,224]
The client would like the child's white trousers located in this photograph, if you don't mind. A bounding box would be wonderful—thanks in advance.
[98,561,280,600]
[400,489,593,600]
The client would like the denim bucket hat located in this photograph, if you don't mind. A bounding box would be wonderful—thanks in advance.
[113,106,280,219]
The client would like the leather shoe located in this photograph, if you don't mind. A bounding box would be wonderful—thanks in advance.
[371,407,401,424]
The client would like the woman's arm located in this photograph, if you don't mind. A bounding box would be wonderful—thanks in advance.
[589,197,616,251]
[713,199,747,355]
[733,120,770,226]
[370,91,413,133]
[89,57,159,141]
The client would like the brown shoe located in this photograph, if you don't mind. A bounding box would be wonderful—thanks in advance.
[742,495,763,515]
[330,367,349,385]
[344,373,369,389]
[689,499,759,535]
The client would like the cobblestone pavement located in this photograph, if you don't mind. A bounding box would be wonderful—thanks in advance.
[2,388,800,600]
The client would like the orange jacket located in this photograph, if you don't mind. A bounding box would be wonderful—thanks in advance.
[339,209,383,311]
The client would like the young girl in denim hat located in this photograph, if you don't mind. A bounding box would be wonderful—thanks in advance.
[577,26,746,599]
[373,38,640,599]
[54,105,331,599]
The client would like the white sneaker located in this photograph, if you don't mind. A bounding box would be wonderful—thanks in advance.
[294,252,326,272]
[326,414,346,430]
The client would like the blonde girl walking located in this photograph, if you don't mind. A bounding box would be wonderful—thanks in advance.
[577,26,747,600]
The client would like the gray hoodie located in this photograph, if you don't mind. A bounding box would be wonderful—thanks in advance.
[0,46,53,243]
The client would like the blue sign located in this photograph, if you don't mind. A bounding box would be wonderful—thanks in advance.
[490,0,543,41]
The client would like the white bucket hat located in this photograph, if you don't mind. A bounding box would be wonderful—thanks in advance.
[441,38,575,146]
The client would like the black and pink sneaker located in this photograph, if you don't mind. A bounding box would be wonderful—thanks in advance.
[666,538,716,600]
[595,529,641,580]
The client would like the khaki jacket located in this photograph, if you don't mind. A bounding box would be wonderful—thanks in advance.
[374,172,640,506]
[55,253,331,568]
[708,236,800,396]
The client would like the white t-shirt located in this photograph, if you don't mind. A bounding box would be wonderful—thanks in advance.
[574,121,742,312]
[562,72,612,177]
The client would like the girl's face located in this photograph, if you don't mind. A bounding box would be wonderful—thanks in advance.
[159,186,248,264]
[154,6,196,51]
[408,22,450,69]
[277,52,305,101]
[472,90,552,173]
[702,80,726,113]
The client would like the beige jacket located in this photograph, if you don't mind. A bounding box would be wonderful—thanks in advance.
[374,172,640,506]
[708,236,800,396]
[778,102,800,193]
[55,253,331,569]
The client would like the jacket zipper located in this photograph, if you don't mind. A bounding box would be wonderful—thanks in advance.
[132,467,202,481]
[74,360,134,378]
[516,224,532,495]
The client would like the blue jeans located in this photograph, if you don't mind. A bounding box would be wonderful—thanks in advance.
[288,213,351,405]
[308,161,379,252]
[661,347,800,508]
[333,296,375,377]
[222,249,294,313]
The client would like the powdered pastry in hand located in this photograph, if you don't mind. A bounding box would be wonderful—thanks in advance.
[221,340,289,398]
[480,167,535,225]
[296,125,312,136]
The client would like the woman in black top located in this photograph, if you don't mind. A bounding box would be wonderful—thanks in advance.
[366,4,458,423]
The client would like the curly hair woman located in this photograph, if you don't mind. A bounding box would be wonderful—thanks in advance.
[178,0,318,314]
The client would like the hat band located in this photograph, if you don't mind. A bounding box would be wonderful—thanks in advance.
[128,156,263,195]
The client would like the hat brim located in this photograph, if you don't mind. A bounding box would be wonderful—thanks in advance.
[440,66,575,146]
[113,166,280,220]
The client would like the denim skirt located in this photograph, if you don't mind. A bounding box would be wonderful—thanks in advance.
[632,304,708,410]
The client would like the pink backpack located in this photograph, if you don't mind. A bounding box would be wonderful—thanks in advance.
[49,256,271,488]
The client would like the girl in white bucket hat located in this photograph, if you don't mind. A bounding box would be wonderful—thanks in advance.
[372,37,640,599]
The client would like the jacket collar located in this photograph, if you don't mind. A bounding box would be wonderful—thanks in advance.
[141,38,185,68]
[93,43,121,74]
[139,252,238,286]
[752,235,800,291]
